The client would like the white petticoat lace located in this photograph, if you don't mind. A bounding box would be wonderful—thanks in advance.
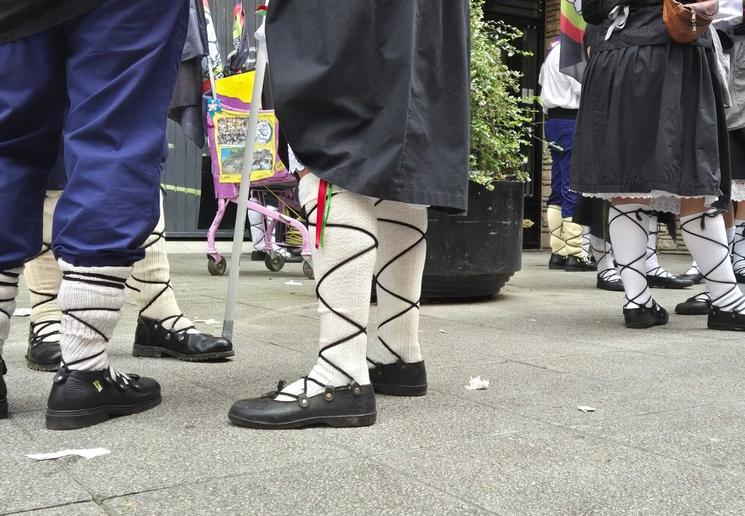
[580,191,720,215]
[732,181,745,202]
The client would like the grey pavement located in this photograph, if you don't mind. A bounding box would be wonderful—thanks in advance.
[2,250,745,515]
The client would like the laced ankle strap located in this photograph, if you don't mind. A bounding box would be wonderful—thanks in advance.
[609,206,653,308]
[30,320,61,346]
[681,212,745,313]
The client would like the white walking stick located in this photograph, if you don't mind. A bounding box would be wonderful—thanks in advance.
[222,3,270,340]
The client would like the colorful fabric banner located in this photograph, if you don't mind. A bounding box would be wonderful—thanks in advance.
[560,0,587,81]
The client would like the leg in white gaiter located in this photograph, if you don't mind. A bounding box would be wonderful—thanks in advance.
[591,234,623,292]
[680,210,745,331]
[645,215,694,289]
[24,191,64,371]
[128,193,233,361]
[733,218,745,283]
[229,173,378,429]
[608,203,669,329]
[47,260,162,430]
[367,201,428,396]
[0,267,21,419]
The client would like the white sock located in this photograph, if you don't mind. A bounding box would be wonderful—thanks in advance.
[609,204,653,309]
[127,193,196,334]
[546,205,566,255]
[734,220,745,273]
[590,235,614,271]
[582,226,592,258]
[275,174,377,401]
[645,215,674,278]
[367,202,427,366]
[58,260,131,371]
[680,211,745,313]
[25,191,63,343]
[684,260,701,277]
[0,268,22,357]
[248,202,268,252]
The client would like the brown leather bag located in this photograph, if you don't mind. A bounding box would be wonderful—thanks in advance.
[663,0,720,43]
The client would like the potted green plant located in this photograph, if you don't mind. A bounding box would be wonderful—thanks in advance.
[422,0,534,299]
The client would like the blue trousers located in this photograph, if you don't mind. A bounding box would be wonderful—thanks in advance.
[0,0,188,269]
[545,117,579,219]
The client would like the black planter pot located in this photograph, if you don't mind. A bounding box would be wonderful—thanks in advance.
[421,181,524,300]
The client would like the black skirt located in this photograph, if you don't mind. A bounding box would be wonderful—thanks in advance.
[730,128,745,180]
[266,0,470,211]
[571,44,729,199]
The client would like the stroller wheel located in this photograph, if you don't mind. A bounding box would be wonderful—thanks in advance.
[303,260,315,280]
[207,255,227,276]
[265,251,286,272]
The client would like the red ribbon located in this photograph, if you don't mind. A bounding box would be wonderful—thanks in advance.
[315,180,328,249]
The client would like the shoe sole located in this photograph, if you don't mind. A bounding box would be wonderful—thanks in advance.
[708,321,745,331]
[0,399,7,419]
[228,411,377,430]
[647,279,694,290]
[548,264,566,270]
[25,358,58,373]
[373,383,427,397]
[45,395,162,431]
[565,267,596,272]
[596,282,624,292]
[132,344,235,362]
[625,318,669,329]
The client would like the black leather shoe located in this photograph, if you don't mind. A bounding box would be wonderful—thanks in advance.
[26,321,62,372]
[708,308,745,331]
[1,359,7,420]
[679,273,704,285]
[46,367,161,430]
[736,272,745,284]
[369,360,427,396]
[623,302,669,329]
[132,316,234,362]
[549,254,567,270]
[251,250,267,261]
[675,293,712,316]
[229,381,377,429]
[565,255,597,272]
[646,274,694,289]
[596,272,624,292]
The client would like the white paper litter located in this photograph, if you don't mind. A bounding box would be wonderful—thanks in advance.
[577,405,597,413]
[27,448,111,461]
[438,329,448,335]
[284,280,303,286]
[465,376,490,390]
[12,307,31,317]
[194,318,218,325]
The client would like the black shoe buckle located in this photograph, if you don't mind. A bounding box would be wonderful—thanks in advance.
[54,364,69,384]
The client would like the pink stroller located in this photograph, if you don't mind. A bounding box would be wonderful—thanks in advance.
[203,84,313,279]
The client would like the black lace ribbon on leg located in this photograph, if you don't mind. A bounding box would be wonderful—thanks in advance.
[681,213,745,313]
[609,206,652,309]
[367,203,426,367]
[270,192,377,404]
[0,269,20,321]
[124,229,196,338]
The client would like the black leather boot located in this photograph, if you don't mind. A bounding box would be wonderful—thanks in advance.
[369,360,427,396]
[623,302,669,329]
[132,316,234,361]
[1,359,7,419]
[596,270,624,292]
[26,321,62,372]
[229,380,377,429]
[549,254,567,270]
[46,365,161,430]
